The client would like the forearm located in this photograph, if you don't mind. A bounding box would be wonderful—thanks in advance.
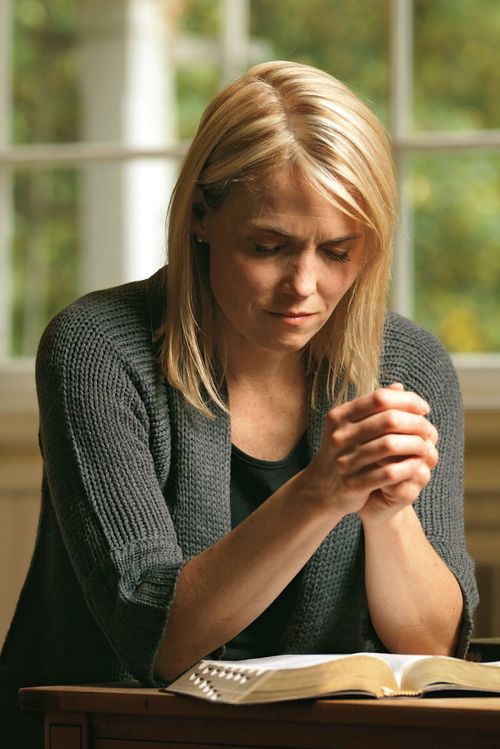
[362,506,463,655]
[155,471,343,680]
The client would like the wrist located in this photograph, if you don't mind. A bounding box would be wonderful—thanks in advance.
[360,504,418,540]
[290,466,347,527]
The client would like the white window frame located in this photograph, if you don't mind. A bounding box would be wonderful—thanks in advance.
[0,0,499,411]
[390,0,500,409]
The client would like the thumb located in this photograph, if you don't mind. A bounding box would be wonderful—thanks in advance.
[387,382,405,391]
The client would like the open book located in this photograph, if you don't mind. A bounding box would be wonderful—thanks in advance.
[164,652,500,704]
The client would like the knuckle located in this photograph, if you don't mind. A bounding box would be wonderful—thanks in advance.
[335,454,349,474]
[326,409,339,428]
[424,440,438,463]
[429,424,439,444]
[383,410,399,431]
[373,388,390,409]
[382,462,399,482]
[330,431,343,450]
[416,462,431,483]
[382,434,397,452]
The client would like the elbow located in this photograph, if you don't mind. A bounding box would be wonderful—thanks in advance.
[154,633,210,682]
[154,641,190,682]
[381,619,461,657]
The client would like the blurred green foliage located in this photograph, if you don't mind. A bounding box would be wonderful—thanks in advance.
[251,0,390,123]
[13,0,79,144]
[11,0,79,355]
[176,66,220,140]
[8,0,500,355]
[413,0,500,130]
[11,170,79,355]
[411,152,500,351]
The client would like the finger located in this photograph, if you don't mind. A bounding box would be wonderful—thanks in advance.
[331,410,438,455]
[343,456,431,495]
[378,479,427,506]
[380,463,434,503]
[327,387,430,429]
[374,442,438,471]
[335,434,437,475]
[387,382,405,391]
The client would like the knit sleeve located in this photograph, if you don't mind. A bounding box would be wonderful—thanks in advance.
[35,298,184,685]
[381,313,479,657]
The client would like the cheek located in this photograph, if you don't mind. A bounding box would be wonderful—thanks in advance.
[321,265,362,309]
[210,252,270,301]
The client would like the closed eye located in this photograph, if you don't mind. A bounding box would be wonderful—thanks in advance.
[323,249,351,263]
[253,243,287,255]
[254,244,351,263]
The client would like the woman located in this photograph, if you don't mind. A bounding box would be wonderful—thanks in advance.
[0,61,478,744]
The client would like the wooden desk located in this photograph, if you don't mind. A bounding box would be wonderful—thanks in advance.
[19,684,500,749]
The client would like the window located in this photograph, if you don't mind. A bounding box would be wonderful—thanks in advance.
[391,0,500,407]
[1,0,499,407]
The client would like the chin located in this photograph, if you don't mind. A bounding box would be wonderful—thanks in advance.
[258,335,312,354]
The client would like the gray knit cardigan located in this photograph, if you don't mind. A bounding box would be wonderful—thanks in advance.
[0,268,478,744]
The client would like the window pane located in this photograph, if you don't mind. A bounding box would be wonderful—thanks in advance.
[9,158,176,357]
[250,0,390,123]
[178,0,220,35]
[410,152,500,352]
[12,0,179,145]
[11,168,80,355]
[176,66,220,140]
[174,1,221,139]
[414,0,500,131]
[13,0,79,144]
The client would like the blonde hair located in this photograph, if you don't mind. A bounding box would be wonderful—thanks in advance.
[161,60,397,417]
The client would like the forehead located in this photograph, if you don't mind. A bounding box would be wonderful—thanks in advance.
[220,169,359,233]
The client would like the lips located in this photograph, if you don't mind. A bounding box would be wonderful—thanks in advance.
[266,310,318,327]
[270,310,314,317]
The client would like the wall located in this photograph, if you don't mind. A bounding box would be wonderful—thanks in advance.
[0,395,499,648]
[464,410,500,636]
[0,409,40,645]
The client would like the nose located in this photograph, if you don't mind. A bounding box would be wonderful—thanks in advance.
[281,252,318,298]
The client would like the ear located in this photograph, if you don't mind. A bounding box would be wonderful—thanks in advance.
[190,186,209,240]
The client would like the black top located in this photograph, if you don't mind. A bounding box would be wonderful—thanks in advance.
[224,433,309,660]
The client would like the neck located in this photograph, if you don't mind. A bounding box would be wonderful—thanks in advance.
[214,307,307,389]
[220,336,305,390]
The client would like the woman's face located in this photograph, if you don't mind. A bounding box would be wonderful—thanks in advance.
[193,169,366,360]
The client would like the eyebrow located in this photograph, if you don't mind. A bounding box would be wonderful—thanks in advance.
[247,223,362,244]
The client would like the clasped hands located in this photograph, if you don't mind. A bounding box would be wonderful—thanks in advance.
[308,382,438,524]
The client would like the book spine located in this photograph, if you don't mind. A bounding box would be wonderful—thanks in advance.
[380,688,422,698]
[168,661,267,703]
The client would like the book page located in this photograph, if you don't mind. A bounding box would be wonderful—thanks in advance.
[213,653,500,692]
[209,653,356,673]
[401,656,500,693]
[249,655,400,701]
[369,653,431,686]
[206,652,431,687]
